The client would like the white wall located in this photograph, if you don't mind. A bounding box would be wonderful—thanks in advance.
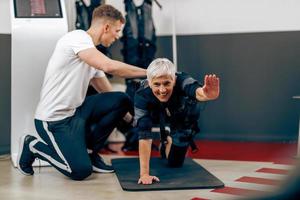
[0,0,11,34]
[107,0,300,35]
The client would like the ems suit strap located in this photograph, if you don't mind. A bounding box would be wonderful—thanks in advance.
[182,99,202,153]
[189,122,200,153]
[159,105,168,159]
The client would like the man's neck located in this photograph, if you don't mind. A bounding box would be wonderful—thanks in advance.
[86,27,102,46]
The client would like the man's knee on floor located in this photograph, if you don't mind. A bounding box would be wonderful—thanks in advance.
[69,164,93,181]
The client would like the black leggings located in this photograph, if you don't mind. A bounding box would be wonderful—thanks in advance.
[33,92,131,180]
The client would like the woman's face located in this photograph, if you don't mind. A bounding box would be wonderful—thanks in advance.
[149,75,175,102]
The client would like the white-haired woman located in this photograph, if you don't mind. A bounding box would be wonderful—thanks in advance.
[133,58,220,185]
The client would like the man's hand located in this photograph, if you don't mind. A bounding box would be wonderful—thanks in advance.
[196,74,220,101]
[138,174,160,185]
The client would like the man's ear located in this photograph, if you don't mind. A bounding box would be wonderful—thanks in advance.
[104,23,110,33]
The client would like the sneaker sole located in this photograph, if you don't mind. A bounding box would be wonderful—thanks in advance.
[16,135,33,176]
[92,166,114,173]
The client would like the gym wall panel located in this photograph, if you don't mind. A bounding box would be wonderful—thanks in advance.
[176,31,300,141]
[0,0,11,154]
[0,34,11,154]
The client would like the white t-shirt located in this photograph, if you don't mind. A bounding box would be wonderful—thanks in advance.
[35,30,105,121]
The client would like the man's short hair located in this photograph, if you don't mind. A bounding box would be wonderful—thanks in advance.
[147,58,176,83]
[92,4,125,24]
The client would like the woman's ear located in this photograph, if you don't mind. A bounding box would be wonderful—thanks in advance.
[148,80,152,89]
[172,77,176,86]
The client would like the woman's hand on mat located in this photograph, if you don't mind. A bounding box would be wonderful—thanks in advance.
[138,174,160,184]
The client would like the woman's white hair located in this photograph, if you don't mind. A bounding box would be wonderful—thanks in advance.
[147,58,176,83]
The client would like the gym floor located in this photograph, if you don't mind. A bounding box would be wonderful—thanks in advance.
[0,140,297,200]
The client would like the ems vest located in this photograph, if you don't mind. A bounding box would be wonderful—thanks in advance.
[75,0,104,30]
[121,0,157,69]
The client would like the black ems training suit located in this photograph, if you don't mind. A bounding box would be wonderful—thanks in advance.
[134,72,202,167]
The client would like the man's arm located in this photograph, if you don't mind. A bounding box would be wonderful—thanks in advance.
[78,47,146,78]
[138,139,160,184]
[195,74,220,101]
[90,76,113,92]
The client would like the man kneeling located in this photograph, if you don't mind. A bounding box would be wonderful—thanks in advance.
[134,58,220,184]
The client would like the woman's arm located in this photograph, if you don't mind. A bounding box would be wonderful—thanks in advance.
[138,139,160,184]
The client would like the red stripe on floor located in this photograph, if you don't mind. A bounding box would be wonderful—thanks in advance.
[211,186,266,196]
[256,168,289,175]
[191,198,210,200]
[236,176,281,186]
[102,140,297,164]
[186,141,297,164]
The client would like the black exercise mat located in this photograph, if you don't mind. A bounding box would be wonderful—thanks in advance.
[112,157,224,191]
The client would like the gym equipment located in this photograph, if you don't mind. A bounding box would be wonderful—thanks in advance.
[112,157,224,191]
[10,0,68,166]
